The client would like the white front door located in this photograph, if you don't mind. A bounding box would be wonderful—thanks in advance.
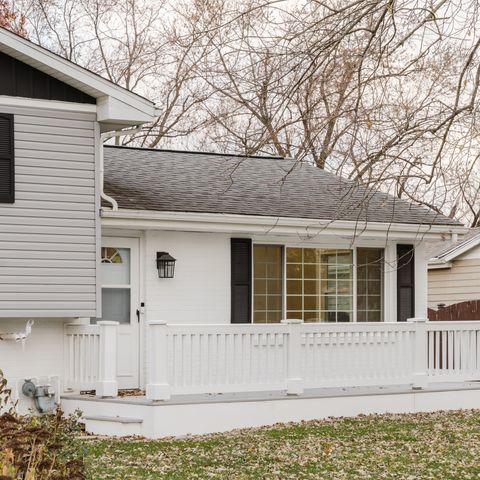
[96,237,140,389]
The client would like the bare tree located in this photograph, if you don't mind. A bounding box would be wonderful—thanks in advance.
[174,0,480,227]
[15,0,480,226]
[1,0,26,35]
[18,0,210,147]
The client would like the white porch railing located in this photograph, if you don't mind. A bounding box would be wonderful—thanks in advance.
[427,322,480,382]
[149,322,290,397]
[64,319,480,400]
[64,323,100,391]
[64,321,118,396]
[146,319,480,400]
[300,322,417,388]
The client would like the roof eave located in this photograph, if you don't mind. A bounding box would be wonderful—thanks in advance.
[427,259,453,269]
[101,208,467,239]
[0,28,156,127]
[438,233,480,262]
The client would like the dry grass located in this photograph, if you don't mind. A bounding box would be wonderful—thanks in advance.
[82,409,480,479]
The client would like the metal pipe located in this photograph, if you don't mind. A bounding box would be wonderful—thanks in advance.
[100,126,142,211]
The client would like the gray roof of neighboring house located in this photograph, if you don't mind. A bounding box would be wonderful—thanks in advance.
[103,146,462,227]
[426,227,480,261]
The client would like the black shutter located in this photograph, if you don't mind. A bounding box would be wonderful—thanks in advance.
[231,238,252,323]
[397,244,415,322]
[0,113,14,203]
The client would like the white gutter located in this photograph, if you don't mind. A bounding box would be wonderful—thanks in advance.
[428,260,453,269]
[100,126,142,210]
[101,209,467,238]
[436,233,480,263]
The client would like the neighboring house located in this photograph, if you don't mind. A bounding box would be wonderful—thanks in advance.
[427,228,480,320]
[2,27,480,438]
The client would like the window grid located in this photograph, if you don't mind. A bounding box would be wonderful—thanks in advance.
[253,245,283,323]
[356,248,384,322]
[286,248,353,323]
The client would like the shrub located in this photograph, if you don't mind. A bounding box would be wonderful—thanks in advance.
[0,369,85,479]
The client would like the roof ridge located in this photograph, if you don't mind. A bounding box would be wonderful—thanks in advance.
[104,144,285,160]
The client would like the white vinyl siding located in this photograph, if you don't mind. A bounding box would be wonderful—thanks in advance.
[428,258,480,308]
[0,103,98,317]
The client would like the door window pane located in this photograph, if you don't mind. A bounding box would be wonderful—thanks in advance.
[94,288,131,324]
[94,246,132,325]
[356,248,384,322]
[100,247,131,285]
[253,245,283,323]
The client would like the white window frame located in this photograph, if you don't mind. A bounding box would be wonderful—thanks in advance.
[251,241,386,323]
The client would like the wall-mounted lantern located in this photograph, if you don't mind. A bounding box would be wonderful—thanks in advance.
[156,252,176,278]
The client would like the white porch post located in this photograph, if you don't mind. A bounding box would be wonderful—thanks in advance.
[146,321,171,401]
[408,317,428,389]
[383,242,397,321]
[281,319,304,395]
[414,243,429,318]
[96,321,119,397]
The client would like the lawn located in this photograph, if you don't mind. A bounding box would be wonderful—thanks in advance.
[80,410,480,479]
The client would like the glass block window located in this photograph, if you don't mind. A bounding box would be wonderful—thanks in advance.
[356,248,384,322]
[286,248,353,323]
[253,245,283,323]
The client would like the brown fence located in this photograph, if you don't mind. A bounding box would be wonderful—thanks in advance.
[428,300,480,321]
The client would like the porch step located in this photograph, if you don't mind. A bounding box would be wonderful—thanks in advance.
[83,415,143,424]
[82,415,143,437]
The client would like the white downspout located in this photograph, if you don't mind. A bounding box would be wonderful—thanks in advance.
[100,126,143,211]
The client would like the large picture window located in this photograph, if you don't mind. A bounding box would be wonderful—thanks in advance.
[252,244,384,324]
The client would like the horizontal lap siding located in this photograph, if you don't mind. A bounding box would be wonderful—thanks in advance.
[428,259,480,307]
[0,104,97,317]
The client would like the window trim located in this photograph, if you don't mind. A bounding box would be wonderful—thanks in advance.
[251,242,385,323]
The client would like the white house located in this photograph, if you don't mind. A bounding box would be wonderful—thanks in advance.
[2,27,480,438]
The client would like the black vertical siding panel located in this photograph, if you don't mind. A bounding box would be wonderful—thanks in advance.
[0,54,14,95]
[0,51,95,104]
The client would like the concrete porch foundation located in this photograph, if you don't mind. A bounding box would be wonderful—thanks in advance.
[61,382,480,438]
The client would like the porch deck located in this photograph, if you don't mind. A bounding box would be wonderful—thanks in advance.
[63,381,480,406]
[62,319,480,437]
[61,381,480,438]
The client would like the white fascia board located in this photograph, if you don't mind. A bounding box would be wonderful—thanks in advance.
[440,234,480,262]
[0,29,155,124]
[101,209,467,239]
[96,96,154,128]
[0,95,97,112]
[428,260,453,270]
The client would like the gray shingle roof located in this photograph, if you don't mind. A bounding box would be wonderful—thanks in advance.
[104,146,461,227]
